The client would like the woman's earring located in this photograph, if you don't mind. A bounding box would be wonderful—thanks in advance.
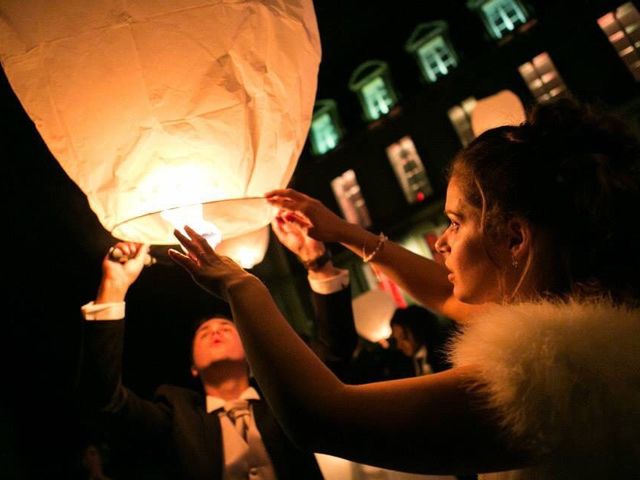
[512,257,519,269]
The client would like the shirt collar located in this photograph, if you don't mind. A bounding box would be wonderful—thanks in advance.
[206,386,260,413]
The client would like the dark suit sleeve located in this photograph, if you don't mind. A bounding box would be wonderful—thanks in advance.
[76,319,171,439]
[310,287,358,381]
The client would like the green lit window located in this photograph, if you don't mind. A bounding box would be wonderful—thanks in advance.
[361,77,394,120]
[349,61,398,122]
[406,22,458,83]
[310,100,343,155]
[311,113,338,154]
[469,0,529,39]
[417,37,458,82]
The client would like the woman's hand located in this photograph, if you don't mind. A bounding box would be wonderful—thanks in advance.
[265,189,350,243]
[168,225,255,301]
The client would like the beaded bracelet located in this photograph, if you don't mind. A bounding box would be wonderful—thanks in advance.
[362,232,388,263]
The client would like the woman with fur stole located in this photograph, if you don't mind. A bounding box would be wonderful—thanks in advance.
[169,99,640,479]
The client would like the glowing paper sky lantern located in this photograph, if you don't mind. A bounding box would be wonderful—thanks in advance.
[0,0,321,266]
[351,289,397,343]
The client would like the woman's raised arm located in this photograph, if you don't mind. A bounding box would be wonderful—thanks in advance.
[168,227,529,475]
[265,189,483,323]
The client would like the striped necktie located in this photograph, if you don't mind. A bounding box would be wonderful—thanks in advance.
[225,399,251,441]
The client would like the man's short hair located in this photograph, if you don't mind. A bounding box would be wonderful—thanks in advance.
[389,305,441,347]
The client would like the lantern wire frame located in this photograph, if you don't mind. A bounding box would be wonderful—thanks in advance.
[111,196,276,246]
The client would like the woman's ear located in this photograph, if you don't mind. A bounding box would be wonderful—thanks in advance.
[506,217,531,261]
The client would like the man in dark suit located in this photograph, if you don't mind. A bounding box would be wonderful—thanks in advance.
[390,305,456,376]
[78,225,356,480]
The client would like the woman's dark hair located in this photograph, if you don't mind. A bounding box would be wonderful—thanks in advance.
[451,98,640,304]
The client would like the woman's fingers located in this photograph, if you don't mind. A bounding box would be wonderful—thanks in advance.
[266,197,296,210]
[183,225,215,255]
[283,210,311,227]
[174,228,200,254]
[265,188,306,200]
[265,189,308,209]
[168,248,198,274]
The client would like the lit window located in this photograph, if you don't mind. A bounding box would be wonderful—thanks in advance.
[447,97,477,146]
[349,61,397,121]
[310,100,343,155]
[386,136,433,204]
[598,2,640,81]
[518,52,568,103]
[405,22,458,83]
[468,0,530,40]
[331,170,372,227]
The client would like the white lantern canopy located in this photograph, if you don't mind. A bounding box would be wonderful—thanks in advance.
[0,0,321,265]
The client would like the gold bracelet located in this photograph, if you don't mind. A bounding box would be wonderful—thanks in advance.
[362,232,388,263]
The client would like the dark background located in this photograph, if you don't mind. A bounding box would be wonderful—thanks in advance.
[2,0,638,476]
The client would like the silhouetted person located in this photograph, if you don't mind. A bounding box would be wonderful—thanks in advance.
[390,305,456,375]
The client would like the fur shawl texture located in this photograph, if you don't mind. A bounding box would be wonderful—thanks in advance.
[450,300,640,479]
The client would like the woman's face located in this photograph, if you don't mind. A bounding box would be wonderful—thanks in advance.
[435,175,507,304]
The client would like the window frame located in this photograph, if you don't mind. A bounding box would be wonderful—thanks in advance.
[348,60,398,122]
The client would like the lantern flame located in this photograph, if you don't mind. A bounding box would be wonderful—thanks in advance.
[161,204,222,251]
[234,247,264,269]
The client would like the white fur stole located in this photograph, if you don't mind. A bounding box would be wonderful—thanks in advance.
[450,300,640,479]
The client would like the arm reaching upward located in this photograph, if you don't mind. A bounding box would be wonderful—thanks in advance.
[78,242,170,438]
[168,227,529,475]
[271,212,357,378]
[265,189,484,323]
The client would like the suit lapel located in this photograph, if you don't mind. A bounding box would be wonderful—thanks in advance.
[200,406,225,480]
[252,400,287,477]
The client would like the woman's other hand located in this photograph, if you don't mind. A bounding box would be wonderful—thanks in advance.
[265,189,349,243]
[168,225,255,301]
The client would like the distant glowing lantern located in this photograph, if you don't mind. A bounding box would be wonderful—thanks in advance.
[351,289,397,343]
[0,0,321,266]
[471,90,526,137]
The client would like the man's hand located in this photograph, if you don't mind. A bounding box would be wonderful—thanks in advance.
[96,242,149,303]
[271,211,326,263]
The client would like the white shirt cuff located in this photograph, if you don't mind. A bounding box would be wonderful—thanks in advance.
[308,269,350,295]
[81,301,125,321]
